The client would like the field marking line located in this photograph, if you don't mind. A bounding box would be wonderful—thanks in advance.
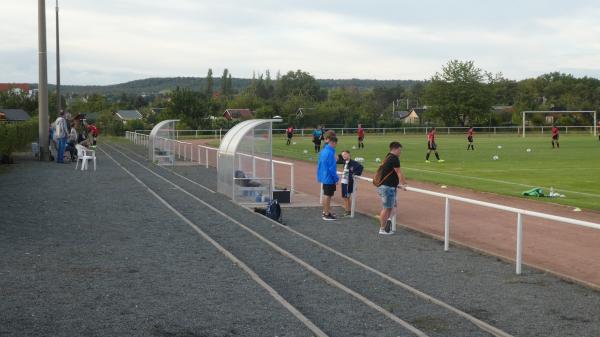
[113,143,216,193]
[403,166,600,198]
[104,144,429,337]
[99,146,329,337]
[109,143,513,337]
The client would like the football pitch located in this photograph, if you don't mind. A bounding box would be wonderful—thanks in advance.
[273,133,600,211]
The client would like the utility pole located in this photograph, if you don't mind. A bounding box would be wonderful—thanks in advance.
[55,0,61,114]
[38,0,50,161]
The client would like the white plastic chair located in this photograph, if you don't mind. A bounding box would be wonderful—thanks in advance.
[75,144,96,171]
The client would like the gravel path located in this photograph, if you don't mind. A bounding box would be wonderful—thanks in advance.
[117,141,600,337]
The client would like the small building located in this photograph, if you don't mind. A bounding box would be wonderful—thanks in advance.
[116,110,143,124]
[0,108,31,122]
[0,83,30,94]
[392,108,422,124]
[223,109,254,121]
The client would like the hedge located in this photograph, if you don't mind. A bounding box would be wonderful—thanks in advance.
[0,119,38,161]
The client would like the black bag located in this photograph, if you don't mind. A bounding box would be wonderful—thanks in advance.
[265,199,282,223]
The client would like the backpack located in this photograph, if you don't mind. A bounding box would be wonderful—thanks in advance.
[372,155,395,187]
[265,199,282,223]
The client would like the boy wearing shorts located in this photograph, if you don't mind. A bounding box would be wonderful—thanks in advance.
[317,136,339,221]
[552,125,560,149]
[376,142,407,235]
[426,127,444,163]
[337,150,364,217]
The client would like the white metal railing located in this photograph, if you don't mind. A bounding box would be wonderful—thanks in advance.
[326,173,600,275]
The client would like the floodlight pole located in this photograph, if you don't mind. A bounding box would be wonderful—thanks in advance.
[38,0,50,161]
[55,0,61,114]
[522,112,526,138]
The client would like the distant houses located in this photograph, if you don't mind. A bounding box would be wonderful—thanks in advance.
[223,108,254,121]
[392,108,424,125]
[115,110,143,124]
[0,83,31,96]
[0,108,31,122]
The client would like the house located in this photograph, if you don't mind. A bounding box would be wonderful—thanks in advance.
[392,108,423,124]
[0,83,30,94]
[0,108,31,122]
[223,109,254,121]
[115,110,143,124]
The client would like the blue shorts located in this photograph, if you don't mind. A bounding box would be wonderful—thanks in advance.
[341,183,354,198]
[378,185,397,209]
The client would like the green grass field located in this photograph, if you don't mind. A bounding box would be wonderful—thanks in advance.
[272,133,600,211]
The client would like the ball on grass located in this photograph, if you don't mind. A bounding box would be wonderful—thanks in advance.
[303,149,308,154]
[293,142,297,145]
[526,148,532,153]
[492,155,499,161]
[355,157,364,163]
[352,146,357,150]
[497,145,503,149]
[375,157,381,163]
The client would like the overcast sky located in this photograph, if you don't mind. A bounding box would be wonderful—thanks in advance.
[2,0,600,85]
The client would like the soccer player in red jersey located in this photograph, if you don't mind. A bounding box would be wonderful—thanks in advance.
[551,125,560,149]
[466,126,475,150]
[286,125,294,145]
[425,127,444,163]
[357,124,365,149]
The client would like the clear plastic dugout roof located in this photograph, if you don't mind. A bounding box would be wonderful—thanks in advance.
[149,119,179,165]
[218,119,281,203]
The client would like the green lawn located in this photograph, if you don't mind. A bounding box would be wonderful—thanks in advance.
[272,133,600,211]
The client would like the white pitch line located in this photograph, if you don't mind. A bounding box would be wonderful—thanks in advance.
[115,143,514,337]
[104,144,429,337]
[113,143,216,194]
[99,146,329,337]
[404,166,600,198]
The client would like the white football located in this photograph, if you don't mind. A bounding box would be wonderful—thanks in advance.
[303,150,308,154]
[375,158,381,163]
[352,146,357,150]
[497,145,502,149]
[526,148,532,153]
[293,142,297,145]
[492,155,499,161]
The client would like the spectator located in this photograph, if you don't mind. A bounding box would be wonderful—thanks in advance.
[66,125,78,162]
[337,150,364,217]
[312,126,323,153]
[317,136,339,221]
[53,112,69,164]
[376,141,407,235]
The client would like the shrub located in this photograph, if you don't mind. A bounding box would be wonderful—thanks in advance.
[0,119,38,162]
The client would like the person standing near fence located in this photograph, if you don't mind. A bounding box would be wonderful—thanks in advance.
[357,124,365,149]
[317,136,339,221]
[312,126,323,153]
[53,112,69,164]
[286,125,294,146]
[373,141,407,235]
[337,150,364,217]
[466,126,475,150]
[551,125,560,149]
[425,127,444,163]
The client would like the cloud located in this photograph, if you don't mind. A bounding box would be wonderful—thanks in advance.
[1,1,600,85]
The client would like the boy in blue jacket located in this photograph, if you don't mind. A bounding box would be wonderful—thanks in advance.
[337,150,364,217]
[317,136,339,220]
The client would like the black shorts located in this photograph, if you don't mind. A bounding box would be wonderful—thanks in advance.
[341,183,353,198]
[467,136,473,142]
[428,142,437,150]
[358,136,364,142]
[322,184,336,197]
[552,135,559,140]
[287,133,293,139]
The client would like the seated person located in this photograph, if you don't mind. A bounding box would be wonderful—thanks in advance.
[234,170,261,187]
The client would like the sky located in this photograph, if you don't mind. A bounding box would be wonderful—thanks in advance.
[1,0,600,85]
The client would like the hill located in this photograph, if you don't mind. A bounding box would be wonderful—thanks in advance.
[35,77,421,95]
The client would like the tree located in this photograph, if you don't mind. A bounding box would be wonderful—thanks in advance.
[424,60,495,126]
[275,70,322,101]
[205,68,214,97]
[220,69,232,97]
[166,87,209,129]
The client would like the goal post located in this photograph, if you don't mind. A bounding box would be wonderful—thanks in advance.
[521,111,597,138]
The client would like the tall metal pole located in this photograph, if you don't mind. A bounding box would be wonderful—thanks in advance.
[38,0,50,161]
[55,0,61,114]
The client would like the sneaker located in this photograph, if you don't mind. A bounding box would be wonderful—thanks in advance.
[378,229,393,235]
[322,213,337,221]
[438,159,445,163]
[425,160,430,163]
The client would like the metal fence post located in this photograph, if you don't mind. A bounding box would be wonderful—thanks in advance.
[444,197,450,251]
[197,146,201,165]
[516,213,523,275]
[271,161,276,191]
[350,177,357,218]
[205,148,209,168]
[290,163,295,203]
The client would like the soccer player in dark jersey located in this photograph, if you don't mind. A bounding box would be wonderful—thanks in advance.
[551,125,560,149]
[425,127,444,163]
[286,125,294,145]
[466,126,475,150]
[357,124,365,149]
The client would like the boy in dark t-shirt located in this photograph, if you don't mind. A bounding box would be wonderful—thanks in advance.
[376,141,407,235]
